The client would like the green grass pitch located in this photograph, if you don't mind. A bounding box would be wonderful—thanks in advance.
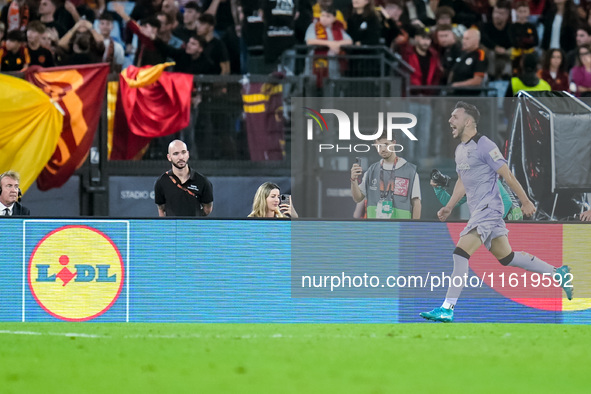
[1,323,589,393]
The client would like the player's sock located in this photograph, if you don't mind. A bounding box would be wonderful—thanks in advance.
[503,251,555,274]
[442,248,470,310]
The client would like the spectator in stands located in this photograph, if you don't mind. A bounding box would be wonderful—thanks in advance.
[0,29,29,71]
[195,13,238,160]
[204,0,240,73]
[57,18,104,65]
[0,21,5,42]
[38,0,68,37]
[347,0,381,46]
[539,48,570,91]
[124,0,163,54]
[540,0,579,54]
[570,44,591,96]
[97,12,125,72]
[566,26,591,70]
[173,1,201,42]
[312,0,346,28]
[400,26,441,161]
[248,182,298,218]
[40,24,59,54]
[203,0,239,38]
[434,5,464,39]
[509,1,538,75]
[161,0,181,29]
[448,28,487,94]
[156,11,183,49]
[260,0,297,68]
[479,0,511,81]
[581,209,591,221]
[379,0,409,49]
[197,13,230,74]
[154,33,216,73]
[412,0,440,28]
[68,0,97,22]
[305,4,352,82]
[1,0,36,33]
[62,1,82,23]
[504,53,550,97]
[114,3,168,66]
[435,23,461,83]
[130,0,163,25]
[448,0,484,28]
[400,25,441,88]
[26,20,55,67]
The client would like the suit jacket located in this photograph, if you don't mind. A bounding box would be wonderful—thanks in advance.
[10,202,30,216]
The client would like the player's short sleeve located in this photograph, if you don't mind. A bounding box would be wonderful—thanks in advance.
[474,49,488,77]
[154,177,165,205]
[201,179,214,204]
[479,136,506,172]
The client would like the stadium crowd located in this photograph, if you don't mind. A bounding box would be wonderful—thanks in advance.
[1,0,591,93]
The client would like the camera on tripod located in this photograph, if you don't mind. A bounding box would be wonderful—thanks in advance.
[431,169,452,187]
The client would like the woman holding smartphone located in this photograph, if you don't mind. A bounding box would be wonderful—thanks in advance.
[248,182,298,218]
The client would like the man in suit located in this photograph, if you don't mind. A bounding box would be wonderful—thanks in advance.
[0,171,30,216]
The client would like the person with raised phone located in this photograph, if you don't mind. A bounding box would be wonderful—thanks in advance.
[420,101,573,323]
[248,182,298,218]
[350,130,421,219]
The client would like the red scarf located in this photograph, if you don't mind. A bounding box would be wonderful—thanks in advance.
[313,20,346,87]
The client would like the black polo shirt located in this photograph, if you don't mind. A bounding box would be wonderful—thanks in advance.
[154,168,214,216]
[450,48,488,84]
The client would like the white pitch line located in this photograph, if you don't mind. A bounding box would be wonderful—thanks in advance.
[0,330,476,340]
[0,330,105,338]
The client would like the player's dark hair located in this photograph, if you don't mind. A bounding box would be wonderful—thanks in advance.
[455,101,480,124]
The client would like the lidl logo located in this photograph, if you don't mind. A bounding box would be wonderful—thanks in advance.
[28,225,125,321]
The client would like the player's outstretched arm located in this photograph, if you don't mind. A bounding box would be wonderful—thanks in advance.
[437,176,465,221]
[497,164,535,217]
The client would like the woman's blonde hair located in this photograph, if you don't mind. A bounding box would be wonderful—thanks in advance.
[248,182,284,218]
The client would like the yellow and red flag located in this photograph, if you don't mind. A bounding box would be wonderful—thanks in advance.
[25,63,110,190]
[0,73,63,193]
[110,63,193,160]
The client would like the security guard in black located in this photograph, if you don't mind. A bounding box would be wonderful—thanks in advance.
[154,139,214,216]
